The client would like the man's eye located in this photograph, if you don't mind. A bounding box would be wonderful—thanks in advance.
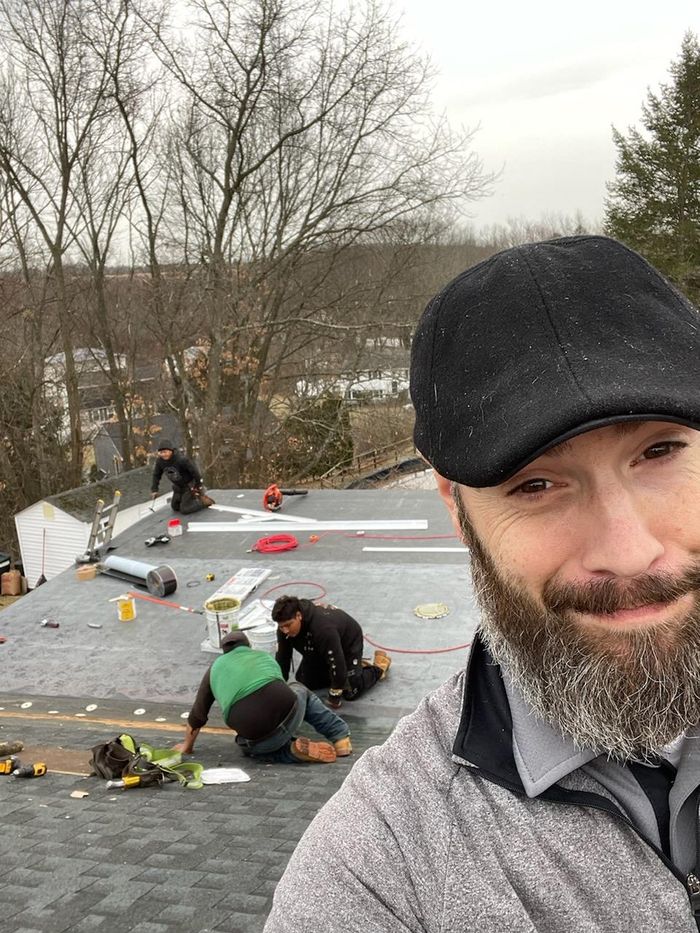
[640,441,686,461]
[510,478,552,497]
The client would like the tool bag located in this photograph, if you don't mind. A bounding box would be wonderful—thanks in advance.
[89,734,203,789]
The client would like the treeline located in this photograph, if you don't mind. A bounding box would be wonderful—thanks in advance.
[0,0,488,502]
[0,0,600,559]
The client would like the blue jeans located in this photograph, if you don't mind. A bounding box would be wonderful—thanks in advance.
[239,682,349,764]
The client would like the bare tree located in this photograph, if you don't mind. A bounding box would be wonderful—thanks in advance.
[134,0,491,484]
[0,0,131,483]
[66,0,164,469]
[476,211,596,250]
[0,0,493,498]
[100,0,200,456]
[0,175,71,554]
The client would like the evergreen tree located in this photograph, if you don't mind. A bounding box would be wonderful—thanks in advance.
[605,32,700,301]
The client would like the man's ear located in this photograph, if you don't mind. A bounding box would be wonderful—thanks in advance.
[433,471,462,539]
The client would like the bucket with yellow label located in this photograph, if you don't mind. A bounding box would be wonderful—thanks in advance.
[204,596,240,647]
[117,595,137,622]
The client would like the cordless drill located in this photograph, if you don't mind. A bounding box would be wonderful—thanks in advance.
[13,761,47,778]
[0,756,18,775]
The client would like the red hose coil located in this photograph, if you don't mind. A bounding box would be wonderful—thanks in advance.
[253,534,299,553]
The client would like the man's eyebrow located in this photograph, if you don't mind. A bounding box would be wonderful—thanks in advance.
[612,421,646,437]
[542,422,645,459]
[541,439,572,458]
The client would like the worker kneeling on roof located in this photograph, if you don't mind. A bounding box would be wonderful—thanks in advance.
[150,438,214,514]
[272,595,391,709]
[175,632,352,764]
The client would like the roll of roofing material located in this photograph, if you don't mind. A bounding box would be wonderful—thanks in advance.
[100,555,177,596]
[146,565,178,598]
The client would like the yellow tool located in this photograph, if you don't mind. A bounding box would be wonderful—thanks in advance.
[0,756,18,775]
[13,762,47,778]
[105,774,145,789]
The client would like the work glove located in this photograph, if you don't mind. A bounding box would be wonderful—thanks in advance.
[325,690,343,710]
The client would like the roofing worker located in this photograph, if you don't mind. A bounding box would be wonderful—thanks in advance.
[272,595,390,709]
[175,632,352,763]
[150,438,214,514]
[265,236,700,931]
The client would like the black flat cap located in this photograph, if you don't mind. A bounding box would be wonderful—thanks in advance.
[410,235,700,486]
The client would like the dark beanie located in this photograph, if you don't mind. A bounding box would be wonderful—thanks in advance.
[220,631,250,653]
[410,235,700,487]
[157,438,174,452]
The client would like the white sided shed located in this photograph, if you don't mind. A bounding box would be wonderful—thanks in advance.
[15,466,169,587]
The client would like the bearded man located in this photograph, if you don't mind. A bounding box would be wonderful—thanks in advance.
[264,236,700,932]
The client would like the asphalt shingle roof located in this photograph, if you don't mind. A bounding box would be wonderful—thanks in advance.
[44,466,157,522]
[0,485,479,932]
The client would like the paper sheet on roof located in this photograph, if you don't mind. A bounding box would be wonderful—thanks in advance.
[208,567,272,603]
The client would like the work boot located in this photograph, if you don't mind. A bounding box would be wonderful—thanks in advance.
[199,493,215,508]
[373,650,391,680]
[290,737,336,763]
[334,736,353,757]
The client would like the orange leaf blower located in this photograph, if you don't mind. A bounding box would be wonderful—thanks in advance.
[262,484,309,512]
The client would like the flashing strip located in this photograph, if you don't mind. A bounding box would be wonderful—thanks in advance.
[209,504,316,523]
[362,546,467,553]
[188,520,428,532]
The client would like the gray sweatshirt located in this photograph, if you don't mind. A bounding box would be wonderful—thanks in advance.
[265,635,700,932]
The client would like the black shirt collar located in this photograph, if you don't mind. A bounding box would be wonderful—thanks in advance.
[452,631,524,792]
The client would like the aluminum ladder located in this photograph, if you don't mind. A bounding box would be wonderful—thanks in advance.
[76,491,122,563]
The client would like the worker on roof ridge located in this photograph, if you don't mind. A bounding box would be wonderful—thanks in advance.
[272,595,391,709]
[150,438,215,514]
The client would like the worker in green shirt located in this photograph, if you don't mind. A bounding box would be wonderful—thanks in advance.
[176,632,351,763]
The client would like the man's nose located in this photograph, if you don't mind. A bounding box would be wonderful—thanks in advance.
[580,485,664,579]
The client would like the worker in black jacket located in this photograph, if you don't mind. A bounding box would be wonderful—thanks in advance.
[272,595,391,709]
[150,438,214,514]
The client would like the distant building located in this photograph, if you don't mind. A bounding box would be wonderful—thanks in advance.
[296,370,409,402]
[45,349,162,457]
[296,335,409,402]
[92,414,184,477]
[14,466,169,587]
[44,347,127,437]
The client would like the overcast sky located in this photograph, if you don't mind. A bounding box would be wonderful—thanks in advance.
[395,1,699,229]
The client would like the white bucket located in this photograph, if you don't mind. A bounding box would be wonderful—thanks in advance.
[204,597,241,648]
[247,622,278,656]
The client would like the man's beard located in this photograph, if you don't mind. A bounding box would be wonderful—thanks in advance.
[453,488,700,760]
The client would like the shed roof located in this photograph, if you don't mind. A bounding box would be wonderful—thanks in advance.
[43,465,154,522]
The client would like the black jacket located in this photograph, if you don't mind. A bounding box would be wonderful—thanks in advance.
[151,450,202,492]
[275,599,364,691]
